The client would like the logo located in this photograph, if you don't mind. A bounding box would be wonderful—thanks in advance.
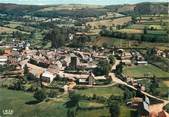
[2,109,14,115]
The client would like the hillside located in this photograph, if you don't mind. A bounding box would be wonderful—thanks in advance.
[0,2,168,17]
[134,2,168,15]
[105,2,168,15]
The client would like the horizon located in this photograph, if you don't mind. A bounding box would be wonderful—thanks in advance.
[0,0,168,5]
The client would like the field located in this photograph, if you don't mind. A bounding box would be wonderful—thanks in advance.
[127,24,164,30]
[92,36,169,50]
[77,104,135,117]
[0,88,136,117]
[5,21,23,29]
[118,29,143,34]
[123,64,169,78]
[77,86,124,98]
[0,88,68,117]
[0,26,18,33]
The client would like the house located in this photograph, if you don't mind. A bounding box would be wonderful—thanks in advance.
[0,56,8,65]
[27,63,45,79]
[77,73,107,85]
[138,96,150,117]
[135,61,148,65]
[158,110,169,117]
[122,59,132,66]
[41,71,56,85]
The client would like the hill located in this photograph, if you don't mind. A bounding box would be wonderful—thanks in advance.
[0,2,168,17]
[105,2,168,15]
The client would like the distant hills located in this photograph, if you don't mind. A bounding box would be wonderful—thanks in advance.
[105,2,168,14]
[0,2,168,17]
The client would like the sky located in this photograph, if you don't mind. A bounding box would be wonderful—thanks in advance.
[0,0,168,5]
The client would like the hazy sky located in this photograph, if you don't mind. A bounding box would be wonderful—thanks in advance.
[0,0,168,5]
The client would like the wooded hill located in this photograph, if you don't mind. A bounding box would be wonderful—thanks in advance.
[0,2,168,17]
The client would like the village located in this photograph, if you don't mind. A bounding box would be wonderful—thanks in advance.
[0,37,169,117]
[0,2,169,117]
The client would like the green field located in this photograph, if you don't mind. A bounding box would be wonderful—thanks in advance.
[77,86,124,98]
[0,88,68,117]
[77,105,135,117]
[0,87,135,117]
[123,64,169,78]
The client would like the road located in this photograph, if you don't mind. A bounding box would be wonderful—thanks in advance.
[110,59,169,115]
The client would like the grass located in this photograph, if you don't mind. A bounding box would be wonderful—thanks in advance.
[123,64,169,78]
[30,32,44,48]
[77,104,136,117]
[77,108,110,117]
[79,100,104,108]
[118,29,143,34]
[77,86,124,98]
[0,88,68,117]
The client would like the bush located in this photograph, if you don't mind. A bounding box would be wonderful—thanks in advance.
[34,89,47,102]
[48,90,58,98]
[163,104,169,113]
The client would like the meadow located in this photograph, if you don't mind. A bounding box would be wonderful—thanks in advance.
[123,64,169,78]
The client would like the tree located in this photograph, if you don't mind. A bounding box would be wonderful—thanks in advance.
[94,60,111,76]
[44,27,69,48]
[23,64,29,82]
[24,64,29,75]
[149,76,159,95]
[102,42,108,48]
[34,89,46,102]
[131,16,137,24]
[123,87,133,102]
[48,90,58,98]
[109,55,115,64]
[68,92,80,108]
[0,48,4,55]
[66,92,80,117]
[115,62,123,75]
[13,80,22,90]
[107,96,120,117]
[144,26,148,34]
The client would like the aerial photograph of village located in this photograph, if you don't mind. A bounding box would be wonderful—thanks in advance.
[0,0,169,117]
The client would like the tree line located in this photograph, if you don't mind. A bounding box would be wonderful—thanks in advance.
[100,29,169,43]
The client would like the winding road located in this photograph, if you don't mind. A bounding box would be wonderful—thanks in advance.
[109,59,169,115]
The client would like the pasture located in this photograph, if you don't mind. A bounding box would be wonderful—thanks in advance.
[123,64,169,78]
[77,86,124,98]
